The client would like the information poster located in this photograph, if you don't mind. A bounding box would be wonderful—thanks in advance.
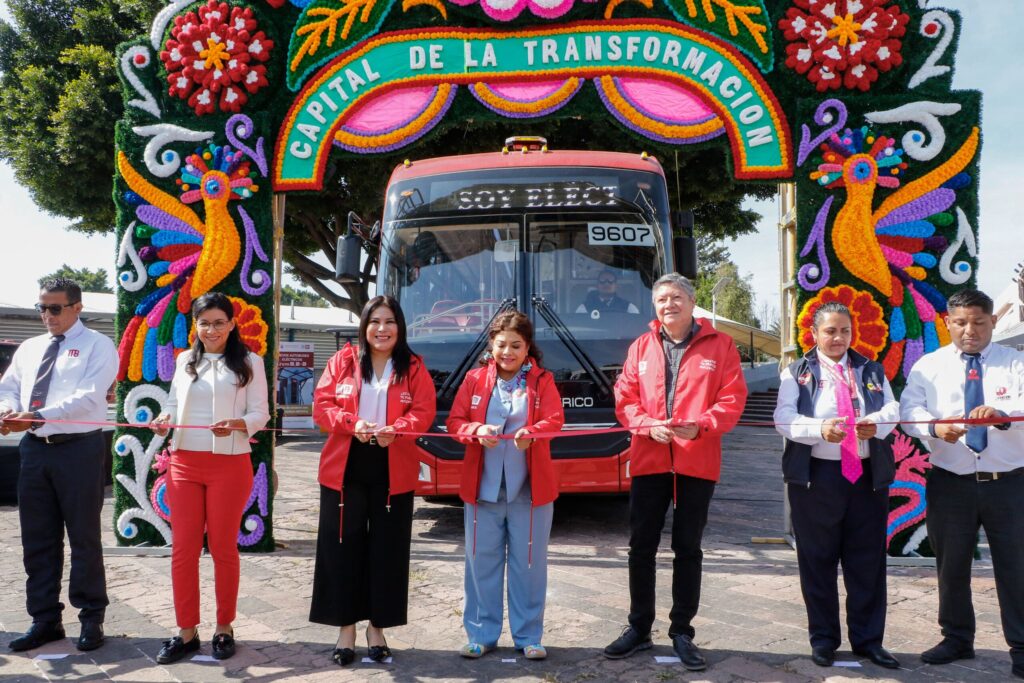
[278,341,315,430]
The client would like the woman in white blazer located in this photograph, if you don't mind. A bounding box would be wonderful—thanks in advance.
[149,292,269,663]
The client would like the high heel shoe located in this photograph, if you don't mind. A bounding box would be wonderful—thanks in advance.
[366,627,391,662]
[331,647,356,666]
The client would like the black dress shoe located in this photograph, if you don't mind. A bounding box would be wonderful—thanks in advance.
[1013,662,1024,679]
[602,626,653,659]
[368,640,391,662]
[920,637,975,664]
[671,634,707,671]
[853,644,900,669]
[211,632,235,660]
[156,633,200,664]
[9,622,65,652]
[811,646,835,667]
[76,622,104,651]
[331,647,356,666]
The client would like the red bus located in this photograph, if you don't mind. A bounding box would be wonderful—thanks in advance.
[339,137,691,495]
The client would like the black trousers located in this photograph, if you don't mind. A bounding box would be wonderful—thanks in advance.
[788,458,889,650]
[927,466,1024,665]
[627,472,716,638]
[18,432,108,625]
[309,440,414,628]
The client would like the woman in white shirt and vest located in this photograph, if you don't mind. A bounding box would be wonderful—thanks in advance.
[773,301,901,670]
[149,292,270,663]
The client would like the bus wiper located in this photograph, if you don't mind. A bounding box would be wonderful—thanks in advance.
[531,296,614,399]
[439,298,518,400]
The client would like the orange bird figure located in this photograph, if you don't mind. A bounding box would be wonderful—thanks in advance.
[116,144,258,382]
[811,126,980,380]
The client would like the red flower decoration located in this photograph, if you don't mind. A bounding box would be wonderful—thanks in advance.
[779,0,909,92]
[160,0,274,116]
[798,285,889,360]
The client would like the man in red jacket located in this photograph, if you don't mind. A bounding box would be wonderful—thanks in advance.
[603,273,747,670]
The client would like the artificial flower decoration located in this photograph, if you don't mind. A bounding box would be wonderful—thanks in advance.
[161,0,274,115]
[797,284,889,360]
[779,0,909,92]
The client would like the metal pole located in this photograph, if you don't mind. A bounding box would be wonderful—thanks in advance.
[270,193,287,497]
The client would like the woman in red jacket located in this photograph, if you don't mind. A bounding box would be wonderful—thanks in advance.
[447,310,564,660]
[309,295,436,666]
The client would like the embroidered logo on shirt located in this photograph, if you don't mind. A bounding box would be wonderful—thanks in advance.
[66,349,80,358]
[471,395,482,407]
[400,391,412,404]
[638,361,647,375]
[699,359,717,371]
[996,386,1009,400]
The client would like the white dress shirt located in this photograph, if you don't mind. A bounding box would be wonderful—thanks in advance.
[164,349,270,455]
[900,342,1024,474]
[0,319,117,437]
[357,359,393,426]
[177,353,218,451]
[774,350,900,460]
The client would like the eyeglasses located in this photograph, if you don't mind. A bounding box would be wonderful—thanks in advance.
[196,320,231,331]
[598,279,616,285]
[35,303,76,316]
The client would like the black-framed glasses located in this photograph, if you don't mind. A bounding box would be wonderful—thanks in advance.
[34,303,76,316]
[598,279,616,285]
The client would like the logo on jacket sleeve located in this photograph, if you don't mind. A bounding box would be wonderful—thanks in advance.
[337,383,354,397]
[400,391,413,404]
[699,359,717,371]
[471,395,482,407]
[638,361,647,375]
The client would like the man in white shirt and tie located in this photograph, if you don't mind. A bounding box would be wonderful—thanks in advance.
[0,279,118,653]
[900,289,1024,679]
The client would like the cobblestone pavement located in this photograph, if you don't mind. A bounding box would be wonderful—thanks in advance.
[0,427,1015,682]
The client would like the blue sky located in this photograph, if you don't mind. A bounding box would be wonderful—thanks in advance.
[1,0,1020,318]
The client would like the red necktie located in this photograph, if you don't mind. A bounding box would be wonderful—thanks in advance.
[827,362,862,484]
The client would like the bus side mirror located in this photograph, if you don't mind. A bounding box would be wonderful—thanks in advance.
[673,236,698,280]
[335,233,363,283]
[671,210,697,280]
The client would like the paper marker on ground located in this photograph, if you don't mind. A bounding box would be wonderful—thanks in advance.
[34,653,75,660]
[833,661,863,667]
[191,654,218,662]
[654,655,682,664]
[361,656,394,664]
[502,657,517,662]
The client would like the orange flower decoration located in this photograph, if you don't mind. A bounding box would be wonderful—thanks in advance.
[798,285,889,360]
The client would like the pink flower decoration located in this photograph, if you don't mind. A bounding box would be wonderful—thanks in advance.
[160,0,274,116]
[448,0,597,22]
[779,0,909,92]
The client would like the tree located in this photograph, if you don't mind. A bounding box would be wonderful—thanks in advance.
[38,264,113,293]
[1,2,775,316]
[0,1,164,232]
[694,261,759,328]
[280,284,328,309]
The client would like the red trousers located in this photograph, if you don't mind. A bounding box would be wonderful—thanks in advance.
[168,450,254,629]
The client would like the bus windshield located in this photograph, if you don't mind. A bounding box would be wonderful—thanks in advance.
[379,165,669,406]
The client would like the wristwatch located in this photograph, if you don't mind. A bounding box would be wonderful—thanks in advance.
[28,410,44,431]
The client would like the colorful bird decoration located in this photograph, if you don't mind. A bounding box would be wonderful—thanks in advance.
[811,126,980,380]
[116,143,259,382]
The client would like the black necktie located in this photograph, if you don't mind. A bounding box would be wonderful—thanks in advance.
[29,335,65,411]
[963,353,987,453]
